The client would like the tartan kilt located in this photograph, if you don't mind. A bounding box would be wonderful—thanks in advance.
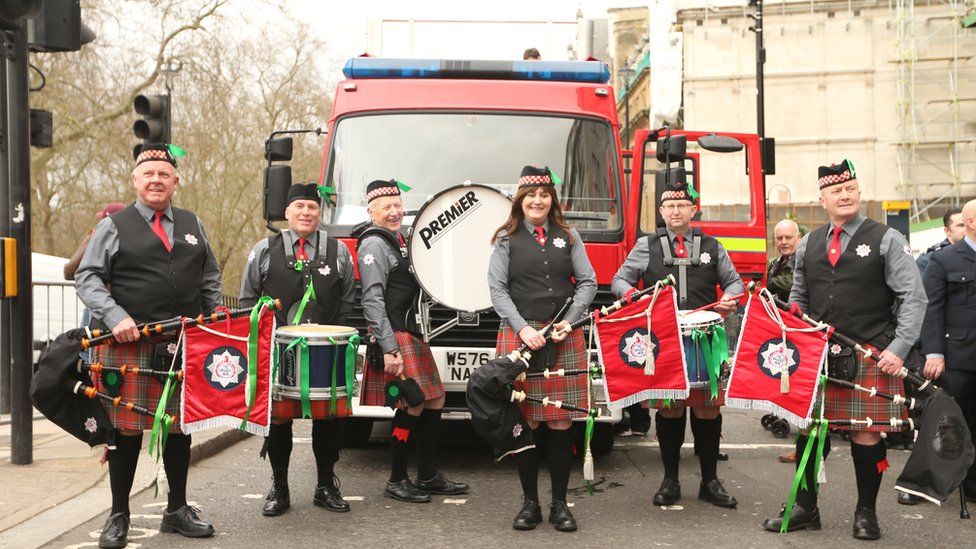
[823,354,908,432]
[359,331,443,409]
[272,397,352,420]
[91,341,182,432]
[647,384,726,410]
[495,322,588,422]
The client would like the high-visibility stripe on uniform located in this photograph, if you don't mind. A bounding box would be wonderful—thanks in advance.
[714,236,766,253]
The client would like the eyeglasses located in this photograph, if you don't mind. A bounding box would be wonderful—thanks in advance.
[660,203,694,212]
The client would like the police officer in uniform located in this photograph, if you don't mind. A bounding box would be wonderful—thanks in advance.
[356,179,469,503]
[240,183,356,516]
[762,160,926,540]
[76,144,220,548]
[488,165,597,532]
[611,177,742,510]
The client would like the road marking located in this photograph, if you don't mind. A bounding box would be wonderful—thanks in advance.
[443,498,466,505]
[657,505,684,511]
[901,513,925,519]
[293,437,312,443]
[345,496,365,501]
[129,514,162,519]
[241,494,264,499]
[618,441,793,450]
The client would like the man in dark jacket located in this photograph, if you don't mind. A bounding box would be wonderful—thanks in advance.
[916,209,964,273]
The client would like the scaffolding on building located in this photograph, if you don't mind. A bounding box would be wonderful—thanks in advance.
[893,0,975,222]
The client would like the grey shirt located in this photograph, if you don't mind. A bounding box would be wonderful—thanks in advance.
[75,200,223,329]
[487,220,597,333]
[238,230,356,321]
[357,231,408,354]
[611,228,744,298]
[788,214,927,359]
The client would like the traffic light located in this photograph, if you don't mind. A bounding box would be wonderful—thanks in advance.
[133,93,170,143]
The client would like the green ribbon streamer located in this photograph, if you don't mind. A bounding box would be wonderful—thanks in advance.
[584,411,596,495]
[394,179,412,192]
[344,334,361,410]
[317,184,335,207]
[291,280,316,325]
[240,296,274,429]
[149,369,178,460]
[781,419,825,533]
[293,260,304,271]
[282,336,312,418]
[550,170,563,185]
[167,144,187,158]
[328,336,340,416]
[692,329,721,400]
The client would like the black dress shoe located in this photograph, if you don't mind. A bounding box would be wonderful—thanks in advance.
[262,468,290,516]
[512,499,543,531]
[314,484,351,512]
[98,512,129,549]
[897,491,922,506]
[160,505,215,538]
[852,507,881,540]
[384,479,431,503]
[717,452,730,461]
[762,503,821,532]
[699,479,738,509]
[548,500,578,532]
[652,477,681,506]
[416,472,470,495]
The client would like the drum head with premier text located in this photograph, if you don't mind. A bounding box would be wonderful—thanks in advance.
[408,184,512,312]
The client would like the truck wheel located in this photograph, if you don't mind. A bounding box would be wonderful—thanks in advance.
[341,418,375,448]
[575,423,615,456]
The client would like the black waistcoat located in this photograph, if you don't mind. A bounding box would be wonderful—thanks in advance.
[507,225,576,322]
[804,218,895,347]
[108,204,208,324]
[641,229,720,309]
[358,227,419,333]
[264,230,342,325]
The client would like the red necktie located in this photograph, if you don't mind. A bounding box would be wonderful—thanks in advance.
[152,210,171,252]
[674,234,688,258]
[534,226,546,246]
[296,238,308,261]
[827,226,843,267]
[397,233,406,247]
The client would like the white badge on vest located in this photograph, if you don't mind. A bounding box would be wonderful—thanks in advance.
[185,233,199,246]
[855,244,871,258]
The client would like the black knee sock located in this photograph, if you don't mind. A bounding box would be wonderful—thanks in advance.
[851,440,886,512]
[417,408,443,481]
[163,433,191,513]
[516,429,542,501]
[390,410,421,483]
[108,432,143,515]
[690,414,721,482]
[312,420,341,488]
[547,428,574,503]
[794,433,831,509]
[656,412,686,479]
[267,422,293,473]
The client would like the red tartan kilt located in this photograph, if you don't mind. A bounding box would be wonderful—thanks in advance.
[495,322,589,422]
[272,397,352,420]
[359,331,443,409]
[647,384,725,410]
[823,355,908,432]
[91,341,182,432]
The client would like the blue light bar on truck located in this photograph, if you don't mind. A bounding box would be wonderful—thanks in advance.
[342,58,611,84]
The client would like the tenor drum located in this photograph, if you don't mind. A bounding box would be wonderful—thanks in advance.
[274,324,359,400]
[408,183,512,313]
[679,310,726,388]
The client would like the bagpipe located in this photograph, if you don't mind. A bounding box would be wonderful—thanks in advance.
[30,298,280,456]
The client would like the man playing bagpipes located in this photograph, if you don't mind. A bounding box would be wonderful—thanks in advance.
[74,143,221,548]
[239,183,357,516]
[355,179,470,503]
[611,177,742,509]
[762,160,927,540]
[487,165,597,532]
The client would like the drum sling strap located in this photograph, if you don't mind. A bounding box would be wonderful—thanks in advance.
[657,228,703,309]
[280,229,336,325]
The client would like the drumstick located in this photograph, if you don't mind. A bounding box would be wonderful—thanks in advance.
[679,293,744,316]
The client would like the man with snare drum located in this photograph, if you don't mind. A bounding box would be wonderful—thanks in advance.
[240,183,357,517]
[611,175,742,510]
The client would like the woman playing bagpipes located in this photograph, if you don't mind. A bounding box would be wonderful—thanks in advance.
[762,160,927,540]
[487,165,597,532]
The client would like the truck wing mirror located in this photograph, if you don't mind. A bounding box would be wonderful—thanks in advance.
[265,137,293,162]
[656,134,686,164]
[697,134,743,153]
[263,165,291,221]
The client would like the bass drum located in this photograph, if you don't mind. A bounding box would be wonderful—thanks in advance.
[408,183,512,313]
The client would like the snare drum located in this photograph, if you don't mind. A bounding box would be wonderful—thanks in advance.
[274,324,359,401]
[679,310,727,388]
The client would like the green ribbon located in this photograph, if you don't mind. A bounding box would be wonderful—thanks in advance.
[550,170,563,185]
[344,334,361,410]
[328,336,340,416]
[584,411,596,495]
[687,184,700,201]
[293,260,304,272]
[394,179,412,192]
[167,144,187,158]
[240,296,274,429]
[781,419,826,533]
[291,280,316,325]
[317,184,335,207]
[692,329,721,400]
[149,369,178,460]
[282,336,312,418]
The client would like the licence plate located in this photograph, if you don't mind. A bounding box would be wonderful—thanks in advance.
[436,349,493,383]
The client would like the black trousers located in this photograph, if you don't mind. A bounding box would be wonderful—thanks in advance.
[940,368,976,494]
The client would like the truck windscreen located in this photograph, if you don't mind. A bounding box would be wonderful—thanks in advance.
[325,113,621,232]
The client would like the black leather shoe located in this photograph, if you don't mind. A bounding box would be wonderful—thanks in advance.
[762,503,821,532]
[416,472,470,495]
[512,499,543,531]
[314,478,351,513]
[262,468,290,516]
[717,452,730,461]
[652,477,681,506]
[852,507,881,540]
[897,492,922,506]
[98,512,129,549]
[548,500,578,532]
[160,505,215,538]
[699,479,738,509]
[384,479,431,503]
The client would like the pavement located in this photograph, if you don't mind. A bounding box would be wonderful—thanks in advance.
[15,409,975,549]
[0,414,247,548]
